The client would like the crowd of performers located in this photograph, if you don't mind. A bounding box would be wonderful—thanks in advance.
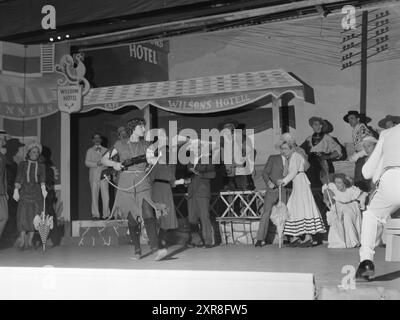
[0,110,399,276]
[83,110,400,266]
[255,111,400,280]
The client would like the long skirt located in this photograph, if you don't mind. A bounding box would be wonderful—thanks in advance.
[17,199,42,232]
[327,202,362,248]
[152,181,178,230]
[284,173,326,237]
[111,171,153,220]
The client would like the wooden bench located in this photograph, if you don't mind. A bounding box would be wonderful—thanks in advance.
[385,218,400,262]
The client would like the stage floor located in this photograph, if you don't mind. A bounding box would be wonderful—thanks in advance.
[0,244,399,297]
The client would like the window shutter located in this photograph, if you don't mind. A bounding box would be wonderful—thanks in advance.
[40,43,55,73]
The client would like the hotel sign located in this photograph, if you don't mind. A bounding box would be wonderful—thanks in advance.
[80,90,276,114]
[55,53,90,114]
[161,93,254,113]
[57,85,82,114]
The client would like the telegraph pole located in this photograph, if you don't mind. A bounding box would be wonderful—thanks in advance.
[360,11,368,115]
[341,9,390,116]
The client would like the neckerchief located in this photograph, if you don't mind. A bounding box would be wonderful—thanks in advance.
[311,132,325,147]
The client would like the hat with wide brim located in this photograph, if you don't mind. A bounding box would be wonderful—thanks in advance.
[323,119,334,134]
[0,129,9,139]
[343,110,371,123]
[5,138,24,150]
[378,115,400,129]
[308,117,329,132]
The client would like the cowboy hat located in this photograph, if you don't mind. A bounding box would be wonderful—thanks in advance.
[308,116,329,132]
[5,138,24,151]
[323,119,334,134]
[378,115,400,129]
[343,110,371,123]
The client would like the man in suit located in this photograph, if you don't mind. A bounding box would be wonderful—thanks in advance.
[255,142,290,247]
[187,151,216,248]
[356,124,400,280]
[85,133,110,220]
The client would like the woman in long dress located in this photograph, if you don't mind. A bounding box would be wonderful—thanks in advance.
[101,118,167,261]
[148,146,180,246]
[277,137,326,247]
[322,174,367,248]
[13,143,47,250]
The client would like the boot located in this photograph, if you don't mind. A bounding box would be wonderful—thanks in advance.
[355,260,375,281]
[128,224,142,260]
[143,218,159,251]
[188,223,203,247]
[158,228,167,248]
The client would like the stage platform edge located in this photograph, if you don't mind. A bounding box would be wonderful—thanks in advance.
[0,267,315,300]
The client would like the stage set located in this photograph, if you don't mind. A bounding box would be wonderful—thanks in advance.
[1,0,400,300]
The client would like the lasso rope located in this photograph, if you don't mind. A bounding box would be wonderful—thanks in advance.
[104,153,162,192]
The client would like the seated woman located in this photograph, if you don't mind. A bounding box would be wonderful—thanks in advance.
[322,173,367,249]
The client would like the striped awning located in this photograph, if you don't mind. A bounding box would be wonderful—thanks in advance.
[0,69,312,119]
[82,69,309,114]
[0,84,58,120]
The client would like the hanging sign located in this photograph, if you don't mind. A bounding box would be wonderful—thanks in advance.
[57,85,82,114]
[55,53,90,114]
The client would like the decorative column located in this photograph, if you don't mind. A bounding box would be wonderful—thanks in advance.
[60,111,71,234]
[272,97,281,142]
[144,105,151,131]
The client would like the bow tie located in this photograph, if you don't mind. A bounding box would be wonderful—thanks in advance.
[95,146,101,152]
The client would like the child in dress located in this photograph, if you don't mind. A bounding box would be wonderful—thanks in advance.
[13,142,47,250]
[322,173,367,248]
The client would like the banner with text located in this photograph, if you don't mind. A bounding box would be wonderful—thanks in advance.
[80,89,290,114]
[81,40,169,87]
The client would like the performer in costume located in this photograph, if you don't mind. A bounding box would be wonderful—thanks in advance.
[148,129,188,246]
[186,142,216,248]
[300,117,342,188]
[322,174,367,249]
[354,136,377,194]
[255,136,290,247]
[277,134,326,247]
[85,133,109,220]
[101,118,167,261]
[0,130,8,242]
[378,115,400,130]
[13,142,47,250]
[343,110,373,161]
[356,124,400,280]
